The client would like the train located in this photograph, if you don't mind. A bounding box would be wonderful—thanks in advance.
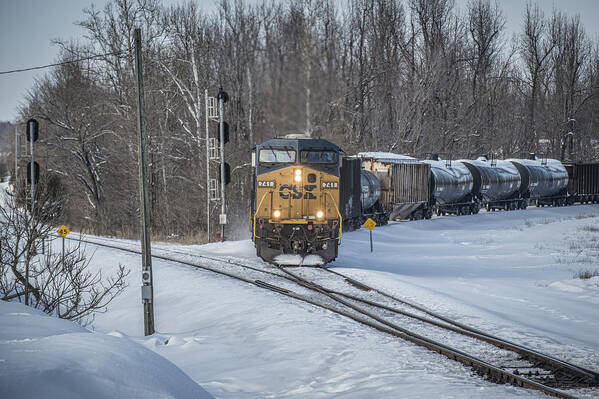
[251,135,599,265]
[250,135,342,264]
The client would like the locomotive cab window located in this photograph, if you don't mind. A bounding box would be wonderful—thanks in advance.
[259,147,296,163]
[300,150,338,164]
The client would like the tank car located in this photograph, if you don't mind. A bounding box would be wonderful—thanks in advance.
[459,159,524,211]
[507,158,569,206]
[251,136,342,265]
[422,159,477,215]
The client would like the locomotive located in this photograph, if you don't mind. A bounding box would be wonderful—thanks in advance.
[250,135,342,264]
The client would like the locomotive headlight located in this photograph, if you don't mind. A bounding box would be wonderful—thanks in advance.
[273,210,281,219]
[316,210,324,219]
[294,169,302,182]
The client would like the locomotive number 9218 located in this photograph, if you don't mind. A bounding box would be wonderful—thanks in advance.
[250,135,342,265]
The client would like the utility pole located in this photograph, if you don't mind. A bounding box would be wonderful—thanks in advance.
[134,28,155,336]
[205,89,210,243]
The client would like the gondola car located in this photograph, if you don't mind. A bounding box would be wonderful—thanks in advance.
[250,135,342,264]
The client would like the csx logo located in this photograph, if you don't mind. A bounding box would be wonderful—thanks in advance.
[321,181,338,189]
[258,180,275,188]
[279,184,317,199]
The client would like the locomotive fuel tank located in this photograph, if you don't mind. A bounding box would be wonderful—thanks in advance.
[422,160,474,204]
[507,158,568,199]
[459,159,521,201]
[360,170,381,210]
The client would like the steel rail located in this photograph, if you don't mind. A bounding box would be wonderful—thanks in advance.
[275,266,595,398]
[61,235,587,398]
[322,266,599,384]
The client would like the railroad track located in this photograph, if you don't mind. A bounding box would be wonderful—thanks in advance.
[58,234,599,399]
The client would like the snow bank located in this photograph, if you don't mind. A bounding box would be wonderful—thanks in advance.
[0,300,214,399]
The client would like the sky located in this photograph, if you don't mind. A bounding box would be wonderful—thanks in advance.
[1,0,598,123]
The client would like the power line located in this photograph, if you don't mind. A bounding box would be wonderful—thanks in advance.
[0,50,128,76]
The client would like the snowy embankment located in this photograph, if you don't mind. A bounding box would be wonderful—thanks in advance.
[0,300,214,399]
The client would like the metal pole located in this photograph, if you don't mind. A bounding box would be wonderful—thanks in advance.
[370,230,373,252]
[14,125,18,186]
[30,127,34,216]
[134,28,155,336]
[218,90,226,242]
[26,123,35,306]
[205,89,210,243]
[62,236,65,268]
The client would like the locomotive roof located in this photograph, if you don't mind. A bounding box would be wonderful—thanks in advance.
[257,137,340,152]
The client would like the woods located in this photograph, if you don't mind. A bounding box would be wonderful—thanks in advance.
[10,0,599,241]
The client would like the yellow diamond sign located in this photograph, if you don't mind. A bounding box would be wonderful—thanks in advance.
[57,225,70,238]
[363,218,376,231]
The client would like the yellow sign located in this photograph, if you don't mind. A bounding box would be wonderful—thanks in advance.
[57,225,70,238]
[363,218,376,231]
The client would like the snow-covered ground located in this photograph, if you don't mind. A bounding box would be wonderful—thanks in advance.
[0,300,214,399]
[3,198,599,398]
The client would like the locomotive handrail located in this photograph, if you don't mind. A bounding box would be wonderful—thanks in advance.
[253,191,271,242]
[325,191,342,243]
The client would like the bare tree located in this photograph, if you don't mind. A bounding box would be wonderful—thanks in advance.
[0,178,129,325]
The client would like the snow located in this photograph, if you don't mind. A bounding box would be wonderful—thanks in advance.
[3,189,599,397]
[274,254,324,265]
[0,300,214,399]
[357,152,417,163]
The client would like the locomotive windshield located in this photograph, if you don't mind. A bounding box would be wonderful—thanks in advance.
[259,147,296,163]
[300,150,337,164]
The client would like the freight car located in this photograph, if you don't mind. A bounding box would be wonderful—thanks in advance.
[358,153,431,221]
[423,159,477,216]
[459,159,524,211]
[507,158,569,206]
[250,135,342,264]
[563,162,599,204]
[339,157,362,231]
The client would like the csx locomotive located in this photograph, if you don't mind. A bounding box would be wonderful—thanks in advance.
[251,135,342,264]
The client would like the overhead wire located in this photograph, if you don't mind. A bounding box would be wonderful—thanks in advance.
[0,50,128,75]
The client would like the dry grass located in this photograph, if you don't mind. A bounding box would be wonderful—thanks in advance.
[573,268,599,280]
[580,224,599,233]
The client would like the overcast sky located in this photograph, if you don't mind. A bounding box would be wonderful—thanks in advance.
[1,0,598,122]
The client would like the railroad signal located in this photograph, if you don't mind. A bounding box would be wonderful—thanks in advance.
[26,119,39,142]
[216,122,229,144]
[26,161,39,184]
[217,88,229,103]
[217,87,229,240]
[224,162,231,185]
